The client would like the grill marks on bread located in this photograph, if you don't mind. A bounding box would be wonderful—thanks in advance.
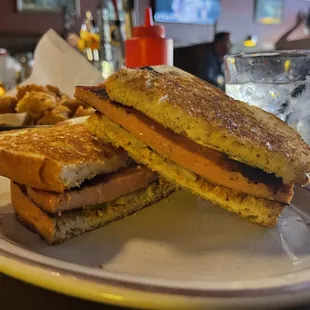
[103,67,310,185]
[75,86,293,204]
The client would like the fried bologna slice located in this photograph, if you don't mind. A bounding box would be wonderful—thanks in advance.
[12,179,173,244]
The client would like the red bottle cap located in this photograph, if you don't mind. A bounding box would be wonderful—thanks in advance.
[132,7,165,38]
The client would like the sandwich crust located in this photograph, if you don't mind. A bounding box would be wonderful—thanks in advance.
[86,113,285,228]
[103,66,310,185]
[0,124,130,192]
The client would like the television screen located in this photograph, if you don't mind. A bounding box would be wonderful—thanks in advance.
[255,0,283,24]
[153,0,221,25]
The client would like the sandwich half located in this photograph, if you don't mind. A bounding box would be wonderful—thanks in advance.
[75,66,310,228]
[0,123,173,243]
[12,177,171,244]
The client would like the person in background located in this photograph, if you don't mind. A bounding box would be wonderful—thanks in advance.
[275,12,310,50]
[198,32,231,91]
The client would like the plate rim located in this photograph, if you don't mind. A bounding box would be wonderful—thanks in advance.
[0,250,190,310]
[2,244,310,310]
[3,233,310,296]
[2,182,310,308]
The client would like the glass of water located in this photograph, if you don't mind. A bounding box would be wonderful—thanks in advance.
[224,51,310,144]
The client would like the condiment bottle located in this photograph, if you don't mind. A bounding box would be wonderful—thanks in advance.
[125,7,173,68]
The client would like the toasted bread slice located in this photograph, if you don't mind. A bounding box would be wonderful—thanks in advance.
[86,113,285,228]
[104,66,310,185]
[75,86,293,204]
[0,124,130,192]
[12,179,174,244]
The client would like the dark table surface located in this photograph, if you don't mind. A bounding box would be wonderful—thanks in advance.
[2,273,310,310]
[0,273,124,310]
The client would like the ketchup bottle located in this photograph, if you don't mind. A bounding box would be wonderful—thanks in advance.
[125,7,173,68]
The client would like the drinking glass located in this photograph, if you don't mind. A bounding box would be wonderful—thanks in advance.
[224,51,310,144]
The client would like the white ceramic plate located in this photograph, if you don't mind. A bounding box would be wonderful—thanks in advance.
[1,175,310,309]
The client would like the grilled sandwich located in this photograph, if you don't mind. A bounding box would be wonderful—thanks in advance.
[75,65,310,227]
[0,123,173,243]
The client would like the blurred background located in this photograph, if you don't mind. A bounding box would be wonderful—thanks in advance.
[1,0,310,89]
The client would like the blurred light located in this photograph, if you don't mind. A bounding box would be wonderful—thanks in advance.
[270,90,276,99]
[93,49,99,61]
[101,61,114,79]
[228,57,236,64]
[85,10,93,20]
[0,85,5,97]
[101,293,123,301]
[86,48,93,61]
[259,17,281,25]
[217,75,224,86]
[284,60,291,72]
[244,35,257,47]
[244,40,256,47]
[0,48,8,55]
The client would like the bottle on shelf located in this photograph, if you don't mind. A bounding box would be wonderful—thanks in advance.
[79,10,100,64]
